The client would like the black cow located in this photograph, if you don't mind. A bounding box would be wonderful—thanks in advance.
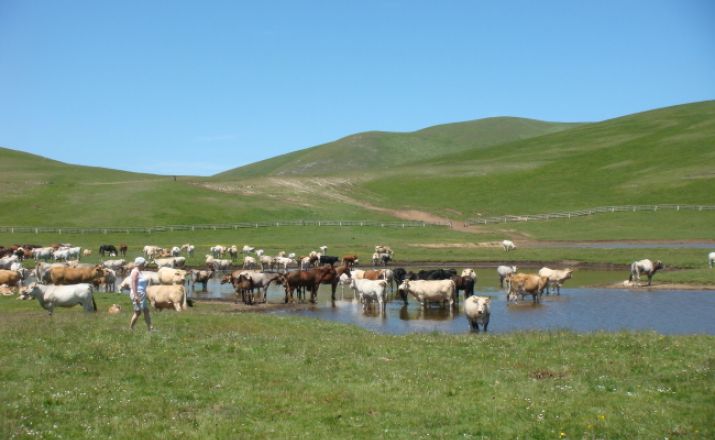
[318,255,340,267]
[451,275,475,302]
[99,244,118,257]
[417,268,457,280]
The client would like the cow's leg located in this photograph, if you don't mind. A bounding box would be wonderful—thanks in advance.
[174,302,182,311]
[647,274,653,286]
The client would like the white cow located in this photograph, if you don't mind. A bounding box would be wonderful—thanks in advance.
[461,268,477,280]
[154,257,185,269]
[181,244,195,257]
[210,245,226,258]
[350,278,387,312]
[243,256,258,270]
[32,247,54,261]
[464,296,491,332]
[319,245,328,254]
[0,255,20,269]
[143,245,163,258]
[157,267,188,285]
[146,285,187,311]
[496,265,517,289]
[205,255,232,270]
[709,252,715,269]
[170,246,182,257]
[242,245,254,254]
[259,255,274,271]
[102,268,117,292]
[20,283,96,315]
[629,259,664,286]
[501,240,516,252]
[398,279,455,308]
[102,259,126,272]
[255,249,265,257]
[273,257,297,272]
[538,267,574,295]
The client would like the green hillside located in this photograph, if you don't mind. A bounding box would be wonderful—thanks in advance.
[354,100,715,217]
[0,147,392,227]
[214,117,579,178]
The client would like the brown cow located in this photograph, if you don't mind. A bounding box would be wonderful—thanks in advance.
[49,264,104,285]
[0,270,22,288]
[320,264,350,301]
[118,244,128,257]
[341,254,359,267]
[506,273,548,303]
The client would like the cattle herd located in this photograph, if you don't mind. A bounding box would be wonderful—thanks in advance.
[0,239,703,332]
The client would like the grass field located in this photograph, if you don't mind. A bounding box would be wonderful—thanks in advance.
[1,295,713,439]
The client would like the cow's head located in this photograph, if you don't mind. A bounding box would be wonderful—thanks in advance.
[18,282,40,300]
[471,296,491,316]
[654,260,664,271]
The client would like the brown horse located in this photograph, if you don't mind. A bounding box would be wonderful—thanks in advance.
[281,266,336,303]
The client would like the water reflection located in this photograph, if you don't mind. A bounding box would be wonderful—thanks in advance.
[191,269,715,335]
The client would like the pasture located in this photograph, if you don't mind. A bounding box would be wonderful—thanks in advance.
[1,294,713,439]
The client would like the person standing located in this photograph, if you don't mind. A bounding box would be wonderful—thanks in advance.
[130,257,153,331]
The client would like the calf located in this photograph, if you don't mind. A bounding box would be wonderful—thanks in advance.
[629,259,664,286]
[464,296,491,332]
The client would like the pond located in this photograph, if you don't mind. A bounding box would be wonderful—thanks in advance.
[192,269,715,335]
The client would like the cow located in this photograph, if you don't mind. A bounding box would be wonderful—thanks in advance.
[709,252,715,269]
[628,259,664,286]
[205,255,232,271]
[241,245,254,254]
[118,244,128,257]
[0,255,20,269]
[350,278,387,312]
[371,252,392,266]
[398,279,455,308]
[451,275,475,302]
[506,273,548,303]
[259,255,274,271]
[210,245,227,258]
[118,271,160,293]
[154,257,185,269]
[1,284,15,296]
[108,304,122,314]
[157,267,187,285]
[273,256,297,272]
[461,268,477,280]
[102,259,127,274]
[181,243,195,257]
[538,267,574,295]
[497,265,517,289]
[0,269,23,289]
[464,296,491,332]
[242,256,258,270]
[228,245,239,260]
[50,265,104,285]
[99,244,119,257]
[82,249,93,257]
[318,255,340,267]
[170,246,182,257]
[32,247,54,261]
[19,283,97,315]
[102,268,117,292]
[190,269,213,293]
[146,285,188,311]
[143,245,162,259]
[417,268,457,280]
[341,254,359,267]
[502,240,516,252]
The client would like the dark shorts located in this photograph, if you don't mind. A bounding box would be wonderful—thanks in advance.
[132,298,149,312]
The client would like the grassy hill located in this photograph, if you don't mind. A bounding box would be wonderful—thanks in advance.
[354,100,715,217]
[1,101,713,243]
[214,117,579,178]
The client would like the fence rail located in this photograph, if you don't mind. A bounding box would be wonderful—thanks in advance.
[0,219,451,235]
[464,204,715,226]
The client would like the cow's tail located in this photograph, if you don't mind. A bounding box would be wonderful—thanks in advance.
[182,286,188,310]
[91,291,97,312]
[450,279,456,304]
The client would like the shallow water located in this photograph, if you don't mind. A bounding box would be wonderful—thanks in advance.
[193,270,715,335]
[535,241,715,249]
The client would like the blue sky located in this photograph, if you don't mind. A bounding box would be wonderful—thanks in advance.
[1,0,713,176]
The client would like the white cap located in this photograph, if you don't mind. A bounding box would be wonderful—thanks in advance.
[134,257,146,266]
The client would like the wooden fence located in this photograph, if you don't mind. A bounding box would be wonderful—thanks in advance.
[464,204,715,226]
[0,219,451,235]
